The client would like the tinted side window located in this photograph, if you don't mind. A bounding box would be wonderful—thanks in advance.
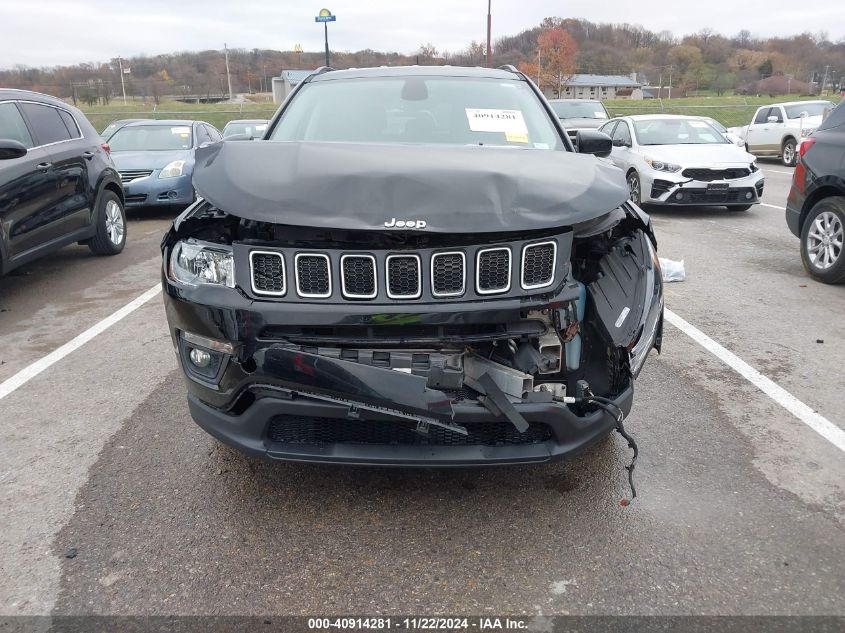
[613,121,632,145]
[819,102,845,130]
[195,125,210,145]
[0,102,34,148]
[753,108,770,124]
[205,125,222,142]
[20,103,72,145]
[58,109,82,139]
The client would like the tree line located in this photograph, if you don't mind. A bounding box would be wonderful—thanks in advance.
[1,17,843,102]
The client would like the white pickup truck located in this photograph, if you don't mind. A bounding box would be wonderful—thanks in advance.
[727,100,834,166]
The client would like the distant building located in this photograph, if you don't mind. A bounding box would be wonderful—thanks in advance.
[555,73,642,100]
[272,70,314,103]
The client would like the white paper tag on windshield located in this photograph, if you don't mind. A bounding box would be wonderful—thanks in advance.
[594,111,608,118]
[171,126,191,135]
[688,121,708,128]
[255,124,267,132]
[466,109,528,134]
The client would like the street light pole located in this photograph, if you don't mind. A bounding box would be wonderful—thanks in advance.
[486,0,492,68]
[324,22,330,67]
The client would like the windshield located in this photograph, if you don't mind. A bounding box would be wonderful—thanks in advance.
[550,101,608,120]
[633,118,728,146]
[109,125,193,151]
[784,102,834,119]
[702,117,727,133]
[223,121,268,138]
[269,76,565,149]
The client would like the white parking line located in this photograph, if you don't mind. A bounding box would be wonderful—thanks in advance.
[665,308,845,454]
[762,168,794,176]
[0,284,162,401]
[760,203,786,210]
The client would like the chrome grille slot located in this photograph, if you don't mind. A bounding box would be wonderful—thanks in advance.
[476,247,511,294]
[118,169,153,183]
[295,254,331,298]
[386,254,421,299]
[431,251,465,297]
[521,241,556,289]
[250,251,286,296]
[341,254,377,299]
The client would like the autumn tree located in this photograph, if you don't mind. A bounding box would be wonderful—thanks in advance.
[534,27,578,96]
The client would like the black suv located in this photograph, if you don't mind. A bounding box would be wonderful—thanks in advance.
[161,66,663,469]
[786,100,845,284]
[0,90,125,275]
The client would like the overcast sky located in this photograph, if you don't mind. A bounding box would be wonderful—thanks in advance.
[1,0,843,68]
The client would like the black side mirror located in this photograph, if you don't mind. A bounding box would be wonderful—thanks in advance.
[0,139,27,160]
[576,130,612,157]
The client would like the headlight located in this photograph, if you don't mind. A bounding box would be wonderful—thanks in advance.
[159,160,186,178]
[750,161,759,172]
[644,157,681,173]
[168,240,235,288]
[800,128,815,137]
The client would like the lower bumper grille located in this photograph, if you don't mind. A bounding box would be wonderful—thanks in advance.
[267,416,553,447]
[682,167,751,181]
[125,194,148,203]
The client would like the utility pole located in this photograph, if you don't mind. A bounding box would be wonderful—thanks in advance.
[486,0,492,68]
[224,43,233,100]
[821,64,830,95]
[537,48,541,88]
[117,56,127,105]
[668,65,674,100]
[658,67,663,99]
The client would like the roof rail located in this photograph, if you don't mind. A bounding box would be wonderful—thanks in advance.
[313,66,335,75]
[498,64,520,74]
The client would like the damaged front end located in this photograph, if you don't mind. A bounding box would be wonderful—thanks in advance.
[161,196,663,466]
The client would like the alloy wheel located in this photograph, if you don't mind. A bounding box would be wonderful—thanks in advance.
[105,200,125,246]
[627,174,641,204]
[783,141,796,166]
[806,210,843,270]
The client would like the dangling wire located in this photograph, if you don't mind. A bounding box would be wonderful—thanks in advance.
[585,388,639,504]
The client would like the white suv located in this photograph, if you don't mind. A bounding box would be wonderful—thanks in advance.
[734,100,834,166]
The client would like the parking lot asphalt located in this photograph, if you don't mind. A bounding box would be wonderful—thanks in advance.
[0,164,843,616]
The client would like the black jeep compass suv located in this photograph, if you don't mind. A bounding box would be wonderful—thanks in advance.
[161,66,663,468]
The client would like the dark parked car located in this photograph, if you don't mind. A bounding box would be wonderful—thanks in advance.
[548,99,611,146]
[109,119,221,209]
[161,66,663,474]
[0,89,126,275]
[786,101,845,284]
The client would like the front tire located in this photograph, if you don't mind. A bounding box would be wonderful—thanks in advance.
[782,138,797,167]
[800,197,845,284]
[88,191,127,256]
[627,171,642,206]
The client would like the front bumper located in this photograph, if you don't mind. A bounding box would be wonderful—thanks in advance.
[123,172,194,207]
[187,384,632,467]
[163,278,643,466]
[641,169,765,206]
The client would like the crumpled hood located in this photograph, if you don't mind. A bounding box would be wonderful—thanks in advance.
[111,149,193,171]
[192,141,629,233]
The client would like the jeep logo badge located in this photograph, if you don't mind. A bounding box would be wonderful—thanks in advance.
[384,218,427,230]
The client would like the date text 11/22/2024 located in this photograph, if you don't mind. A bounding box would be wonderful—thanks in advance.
[307,617,530,630]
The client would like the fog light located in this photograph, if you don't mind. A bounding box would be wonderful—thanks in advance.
[675,192,684,200]
[745,192,753,200]
[190,348,212,368]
